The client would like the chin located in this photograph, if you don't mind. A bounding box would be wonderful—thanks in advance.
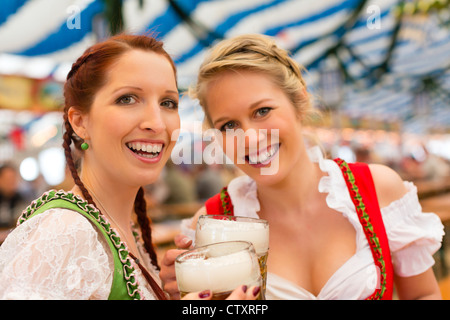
[132,167,163,187]
[240,163,287,187]
[253,172,287,188]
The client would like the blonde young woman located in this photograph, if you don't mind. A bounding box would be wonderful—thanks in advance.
[160,34,444,300]
[0,34,258,300]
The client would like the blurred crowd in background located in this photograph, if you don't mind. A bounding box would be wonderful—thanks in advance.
[2,125,449,232]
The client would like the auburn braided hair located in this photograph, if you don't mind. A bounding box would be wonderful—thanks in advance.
[63,34,176,284]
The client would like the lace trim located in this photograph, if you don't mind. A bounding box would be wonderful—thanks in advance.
[18,189,143,300]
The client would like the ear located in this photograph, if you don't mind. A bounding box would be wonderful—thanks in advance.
[68,106,89,140]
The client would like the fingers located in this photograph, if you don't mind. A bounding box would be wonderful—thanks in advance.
[160,249,182,281]
[226,285,261,300]
[181,290,212,300]
[163,282,181,300]
[159,235,193,299]
[160,248,187,299]
[174,233,193,249]
[178,286,261,300]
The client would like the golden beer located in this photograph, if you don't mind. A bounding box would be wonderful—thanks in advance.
[258,252,268,297]
[195,215,269,299]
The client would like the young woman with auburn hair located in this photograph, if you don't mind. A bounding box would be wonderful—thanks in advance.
[0,34,258,300]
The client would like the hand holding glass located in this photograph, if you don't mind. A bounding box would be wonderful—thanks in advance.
[195,215,269,298]
[175,241,262,300]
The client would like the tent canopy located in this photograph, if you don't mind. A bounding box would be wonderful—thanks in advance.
[0,0,449,132]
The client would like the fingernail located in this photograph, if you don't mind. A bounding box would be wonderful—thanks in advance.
[242,285,248,293]
[252,286,261,297]
[182,237,192,245]
[199,290,211,299]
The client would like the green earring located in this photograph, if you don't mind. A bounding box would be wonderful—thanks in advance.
[81,142,89,151]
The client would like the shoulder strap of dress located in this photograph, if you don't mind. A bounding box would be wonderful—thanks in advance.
[18,190,137,300]
[333,159,394,300]
[205,186,234,216]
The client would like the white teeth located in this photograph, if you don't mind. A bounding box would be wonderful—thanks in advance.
[127,142,163,154]
[247,144,279,164]
[139,152,158,159]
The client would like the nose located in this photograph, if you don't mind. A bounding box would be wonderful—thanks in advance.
[229,124,267,159]
[245,127,266,147]
[241,123,267,152]
[140,102,166,133]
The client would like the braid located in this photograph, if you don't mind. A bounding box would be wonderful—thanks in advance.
[61,34,177,300]
[134,187,160,270]
[62,111,96,207]
[268,45,307,88]
[66,48,94,80]
[63,112,159,268]
[216,36,305,85]
[191,33,315,124]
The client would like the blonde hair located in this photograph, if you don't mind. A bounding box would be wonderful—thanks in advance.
[189,33,316,126]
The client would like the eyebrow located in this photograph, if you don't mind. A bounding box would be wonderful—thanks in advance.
[112,86,179,96]
[112,86,143,94]
[212,98,273,127]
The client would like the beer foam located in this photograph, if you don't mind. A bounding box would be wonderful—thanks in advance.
[176,250,260,293]
[196,219,269,255]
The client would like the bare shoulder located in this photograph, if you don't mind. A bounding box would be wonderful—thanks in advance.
[368,163,408,208]
[190,206,207,229]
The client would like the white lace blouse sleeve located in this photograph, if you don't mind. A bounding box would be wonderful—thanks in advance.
[0,208,113,300]
[381,181,445,277]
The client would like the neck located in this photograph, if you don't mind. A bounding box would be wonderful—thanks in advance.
[73,164,138,228]
[257,148,322,215]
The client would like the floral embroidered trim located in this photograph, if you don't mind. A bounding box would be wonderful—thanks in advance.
[334,159,387,300]
[18,189,143,300]
[220,187,234,216]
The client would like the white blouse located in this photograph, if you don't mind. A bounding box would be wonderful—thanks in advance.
[0,208,160,300]
[181,146,445,300]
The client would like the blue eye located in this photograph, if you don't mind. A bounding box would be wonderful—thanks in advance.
[220,121,237,131]
[255,107,272,117]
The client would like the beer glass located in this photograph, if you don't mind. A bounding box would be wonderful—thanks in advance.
[175,241,262,300]
[195,215,269,299]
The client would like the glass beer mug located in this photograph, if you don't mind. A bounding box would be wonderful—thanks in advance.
[175,241,262,300]
[195,215,269,299]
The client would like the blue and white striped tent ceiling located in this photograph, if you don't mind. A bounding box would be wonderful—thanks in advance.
[0,0,449,132]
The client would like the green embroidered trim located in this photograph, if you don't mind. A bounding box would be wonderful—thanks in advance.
[335,160,387,300]
[18,189,143,300]
[220,187,234,216]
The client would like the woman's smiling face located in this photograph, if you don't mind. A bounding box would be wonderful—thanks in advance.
[80,49,180,186]
[204,69,304,185]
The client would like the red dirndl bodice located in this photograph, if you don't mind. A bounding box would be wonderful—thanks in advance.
[204,159,394,300]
